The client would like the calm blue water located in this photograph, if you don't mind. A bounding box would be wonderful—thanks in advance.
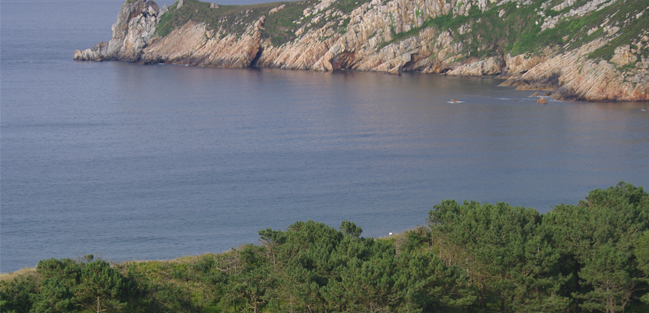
[2,0,649,273]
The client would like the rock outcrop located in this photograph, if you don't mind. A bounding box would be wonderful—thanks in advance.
[75,0,649,101]
[447,57,504,76]
[502,40,649,101]
[140,16,264,68]
[74,0,166,62]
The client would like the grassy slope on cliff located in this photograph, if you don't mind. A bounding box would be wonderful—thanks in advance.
[156,0,648,65]
[156,0,277,37]
[156,0,363,47]
[156,0,318,46]
[379,0,647,62]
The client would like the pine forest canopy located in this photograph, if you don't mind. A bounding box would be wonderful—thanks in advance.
[1,182,648,312]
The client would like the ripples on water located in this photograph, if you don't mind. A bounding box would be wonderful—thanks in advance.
[2,0,649,273]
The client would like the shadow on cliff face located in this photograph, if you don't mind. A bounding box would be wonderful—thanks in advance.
[250,46,264,68]
[530,73,587,101]
[553,86,587,101]
[402,53,422,72]
[331,52,357,71]
[522,72,561,90]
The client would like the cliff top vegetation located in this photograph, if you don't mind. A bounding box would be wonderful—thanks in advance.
[154,0,648,63]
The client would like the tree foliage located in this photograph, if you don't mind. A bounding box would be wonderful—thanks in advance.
[2,183,648,313]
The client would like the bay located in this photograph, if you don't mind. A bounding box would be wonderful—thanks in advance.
[2,0,648,273]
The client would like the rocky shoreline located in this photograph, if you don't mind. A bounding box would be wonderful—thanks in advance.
[75,0,649,101]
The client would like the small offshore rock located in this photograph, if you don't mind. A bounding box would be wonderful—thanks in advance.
[450,99,459,103]
[530,92,539,97]
[544,91,552,96]
[537,97,548,104]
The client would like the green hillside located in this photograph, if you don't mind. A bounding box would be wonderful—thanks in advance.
[155,0,649,63]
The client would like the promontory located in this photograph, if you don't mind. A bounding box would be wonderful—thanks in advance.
[74,0,649,101]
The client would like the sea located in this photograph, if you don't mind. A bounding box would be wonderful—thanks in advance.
[2,0,649,273]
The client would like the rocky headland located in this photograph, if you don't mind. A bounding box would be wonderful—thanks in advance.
[75,0,649,101]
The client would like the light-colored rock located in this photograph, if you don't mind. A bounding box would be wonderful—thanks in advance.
[502,40,648,101]
[551,0,575,12]
[74,0,162,62]
[505,53,549,74]
[269,4,285,14]
[75,0,649,101]
[587,27,599,35]
[210,3,219,9]
[142,16,265,68]
[610,45,636,68]
[255,0,460,74]
[537,97,548,104]
[74,41,109,61]
[605,25,620,35]
[543,0,613,30]
[447,56,502,76]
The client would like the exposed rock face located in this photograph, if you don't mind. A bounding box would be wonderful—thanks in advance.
[268,4,285,14]
[75,0,649,101]
[502,40,649,101]
[610,45,637,68]
[447,57,503,76]
[256,0,460,74]
[141,17,264,68]
[74,0,165,62]
[505,53,549,75]
[276,0,482,76]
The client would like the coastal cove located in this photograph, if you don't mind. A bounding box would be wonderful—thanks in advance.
[2,0,649,275]
[74,0,649,101]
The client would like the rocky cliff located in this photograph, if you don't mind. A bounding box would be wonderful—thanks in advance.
[75,0,649,101]
[75,0,167,62]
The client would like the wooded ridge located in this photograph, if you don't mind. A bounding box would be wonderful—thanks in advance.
[2,182,648,312]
